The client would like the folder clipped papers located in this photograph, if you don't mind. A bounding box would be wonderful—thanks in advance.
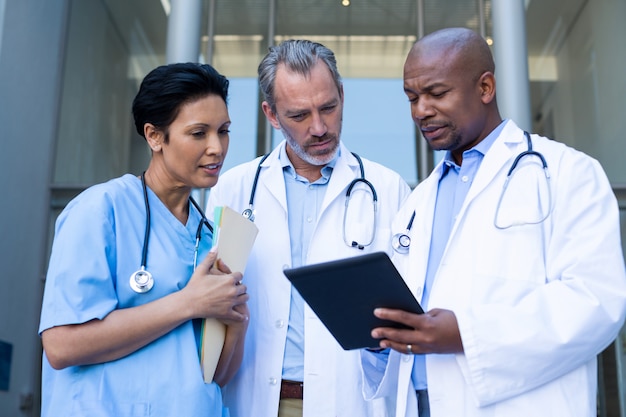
[200,206,258,383]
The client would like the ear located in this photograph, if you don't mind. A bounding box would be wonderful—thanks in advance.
[478,71,496,105]
[144,123,163,152]
[262,101,282,130]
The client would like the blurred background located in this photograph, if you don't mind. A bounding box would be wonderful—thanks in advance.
[1,0,625,415]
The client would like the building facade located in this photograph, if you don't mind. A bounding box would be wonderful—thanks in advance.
[0,0,625,415]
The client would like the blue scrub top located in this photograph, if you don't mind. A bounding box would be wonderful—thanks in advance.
[39,174,227,417]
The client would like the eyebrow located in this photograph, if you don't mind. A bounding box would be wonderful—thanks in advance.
[284,98,339,117]
[404,82,448,95]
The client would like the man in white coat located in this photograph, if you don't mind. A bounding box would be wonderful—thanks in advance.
[361,27,626,417]
[207,39,411,417]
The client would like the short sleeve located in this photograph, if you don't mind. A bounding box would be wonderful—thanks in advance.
[39,188,119,333]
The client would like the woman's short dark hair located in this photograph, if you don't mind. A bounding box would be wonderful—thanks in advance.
[132,62,229,141]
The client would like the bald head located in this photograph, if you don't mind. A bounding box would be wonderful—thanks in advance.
[407,27,494,82]
[402,27,501,164]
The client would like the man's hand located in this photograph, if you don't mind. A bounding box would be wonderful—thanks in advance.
[370,308,463,354]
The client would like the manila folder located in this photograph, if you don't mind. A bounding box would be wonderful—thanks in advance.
[201,206,258,383]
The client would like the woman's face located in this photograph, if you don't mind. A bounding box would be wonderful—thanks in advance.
[150,94,230,190]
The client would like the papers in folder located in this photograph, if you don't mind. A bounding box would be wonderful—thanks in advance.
[200,206,258,383]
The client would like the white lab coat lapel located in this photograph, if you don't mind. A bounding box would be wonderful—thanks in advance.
[390,174,440,417]
[427,122,524,311]
[258,144,289,214]
[402,171,440,303]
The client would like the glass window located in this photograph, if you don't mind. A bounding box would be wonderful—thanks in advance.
[223,77,260,171]
[341,78,417,185]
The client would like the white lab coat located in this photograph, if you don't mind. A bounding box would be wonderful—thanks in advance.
[361,120,626,417]
[207,141,411,417]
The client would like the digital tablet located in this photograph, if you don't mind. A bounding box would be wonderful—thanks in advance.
[283,251,423,350]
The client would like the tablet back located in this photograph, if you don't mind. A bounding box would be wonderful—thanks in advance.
[283,251,423,350]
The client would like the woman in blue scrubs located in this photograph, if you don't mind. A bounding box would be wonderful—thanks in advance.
[38,63,249,416]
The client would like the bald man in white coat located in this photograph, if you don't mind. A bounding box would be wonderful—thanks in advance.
[361,27,626,417]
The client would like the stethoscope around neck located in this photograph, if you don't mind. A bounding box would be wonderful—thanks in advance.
[391,130,552,254]
[129,172,213,294]
[342,153,378,249]
[242,152,378,250]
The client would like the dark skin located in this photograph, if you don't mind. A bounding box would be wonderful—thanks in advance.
[371,27,503,355]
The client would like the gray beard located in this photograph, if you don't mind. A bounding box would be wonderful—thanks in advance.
[283,132,339,166]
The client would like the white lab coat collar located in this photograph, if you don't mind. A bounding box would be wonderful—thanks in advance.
[258,140,361,217]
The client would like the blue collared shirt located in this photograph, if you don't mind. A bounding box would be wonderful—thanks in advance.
[281,146,338,381]
[411,121,506,389]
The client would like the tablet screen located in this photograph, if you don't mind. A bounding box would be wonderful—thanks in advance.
[283,251,423,350]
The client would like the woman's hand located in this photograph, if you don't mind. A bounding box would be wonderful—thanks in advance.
[182,250,249,322]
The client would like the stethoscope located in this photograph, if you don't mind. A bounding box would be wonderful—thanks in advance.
[242,153,270,222]
[129,172,213,294]
[392,210,415,254]
[494,131,551,229]
[392,131,552,252]
[342,153,378,249]
[242,152,378,250]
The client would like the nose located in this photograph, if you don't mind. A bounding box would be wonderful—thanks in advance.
[205,131,226,156]
[309,112,328,137]
[412,97,435,122]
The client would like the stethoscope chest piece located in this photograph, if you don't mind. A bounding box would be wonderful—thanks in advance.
[392,232,411,254]
[392,210,415,254]
[129,267,154,293]
[242,207,255,222]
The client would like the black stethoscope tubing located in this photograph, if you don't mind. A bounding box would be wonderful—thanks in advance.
[343,152,378,249]
[507,131,548,176]
[495,131,551,229]
[345,152,378,202]
[242,153,271,221]
[139,171,151,272]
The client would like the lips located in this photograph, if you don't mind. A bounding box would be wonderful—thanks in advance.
[420,125,445,140]
[306,136,336,154]
[201,162,222,173]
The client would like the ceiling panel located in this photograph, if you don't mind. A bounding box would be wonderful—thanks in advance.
[274,0,417,36]
[120,0,589,80]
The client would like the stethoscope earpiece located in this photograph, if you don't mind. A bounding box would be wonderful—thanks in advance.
[351,241,365,250]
